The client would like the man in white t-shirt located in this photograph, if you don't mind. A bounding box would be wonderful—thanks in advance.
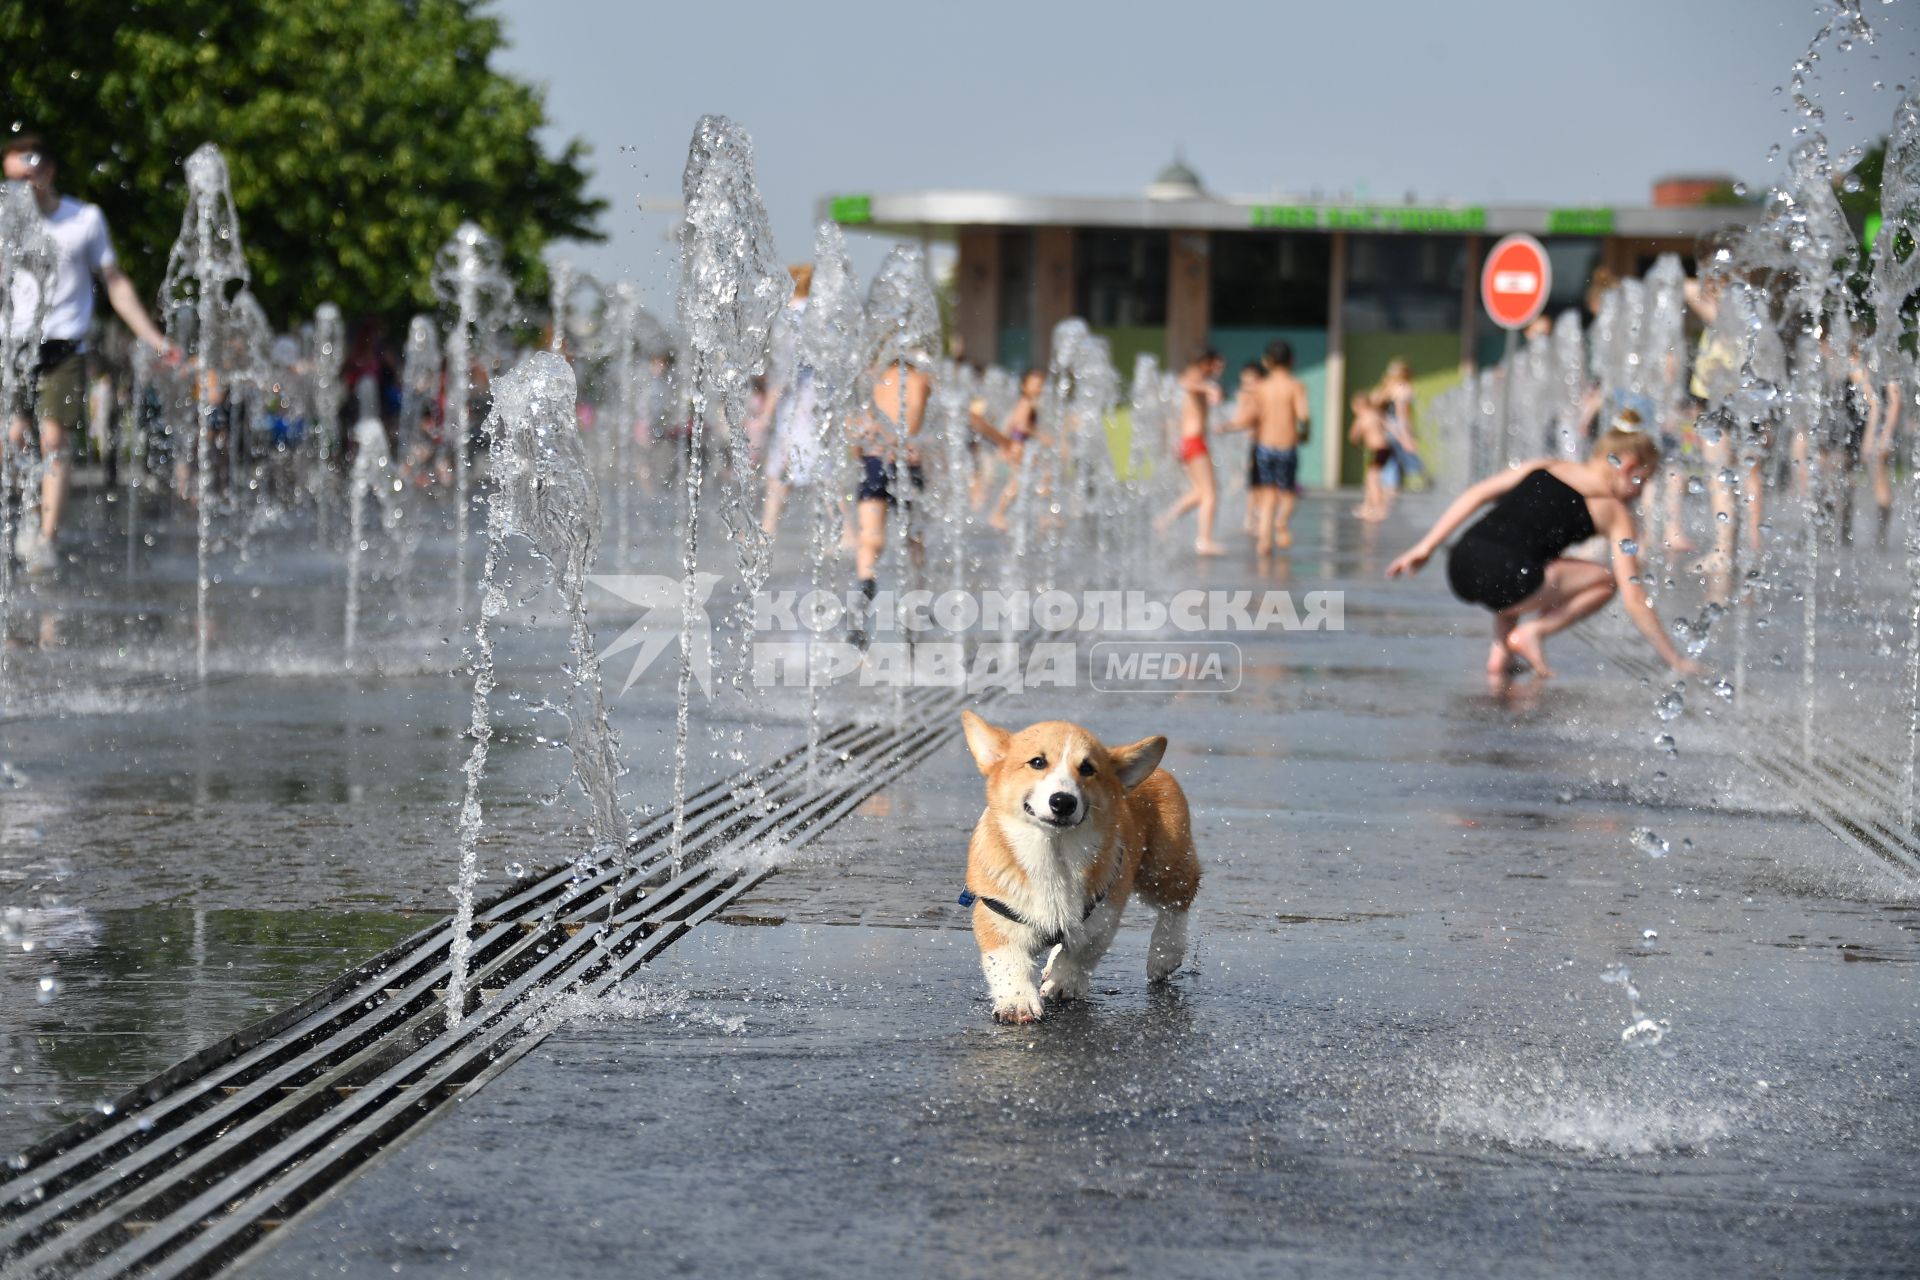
[5,134,174,572]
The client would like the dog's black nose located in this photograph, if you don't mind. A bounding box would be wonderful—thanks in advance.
[1047,792,1077,818]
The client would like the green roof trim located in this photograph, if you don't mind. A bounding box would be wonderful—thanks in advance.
[830,194,873,225]
[1546,207,1615,235]
[1248,204,1487,233]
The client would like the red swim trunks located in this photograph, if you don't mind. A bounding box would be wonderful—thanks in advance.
[1179,434,1209,463]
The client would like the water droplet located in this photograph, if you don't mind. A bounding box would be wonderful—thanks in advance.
[1655,690,1684,722]
[1619,538,1639,556]
[1622,1018,1667,1047]
[36,975,61,1004]
[1711,678,1734,700]
[1643,929,1659,940]
[1631,827,1670,858]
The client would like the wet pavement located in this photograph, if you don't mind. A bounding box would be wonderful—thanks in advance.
[111,491,1909,1277]
[0,487,819,1150]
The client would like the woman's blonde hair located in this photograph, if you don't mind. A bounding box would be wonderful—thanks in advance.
[1593,408,1661,471]
[1372,358,1411,402]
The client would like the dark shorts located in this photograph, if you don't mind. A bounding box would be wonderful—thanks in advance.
[1447,537,1544,612]
[1369,446,1393,469]
[16,342,87,433]
[857,454,924,507]
[1251,445,1298,492]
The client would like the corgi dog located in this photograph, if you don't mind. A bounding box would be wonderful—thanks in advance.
[959,711,1201,1023]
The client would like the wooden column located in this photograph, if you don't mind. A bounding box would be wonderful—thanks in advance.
[1167,230,1211,368]
[955,227,1001,366]
[1032,226,1075,366]
[1322,230,1347,489]
[1459,233,1482,374]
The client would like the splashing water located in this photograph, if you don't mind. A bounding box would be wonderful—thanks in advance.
[600,281,668,563]
[433,222,515,614]
[1550,311,1586,459]
[344,392,401,669]
[1630,827,1671,859]
[798,222,864,781]
[399,314,441,465]
[548,258,574,355]
[672,115,785,870]
[0,182,56,704]
[1600,964,1670,1048]
[861,242,943,684]
[1427,1054,1733,1156]
[446,352,628,1027]
[308,302,346,540]
[160,143,249,682]
[1871,91,1920,827]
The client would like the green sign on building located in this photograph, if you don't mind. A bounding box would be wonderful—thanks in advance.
[829,194,873,225]
[1248,204,1487,233]
[1546,207,1615,235]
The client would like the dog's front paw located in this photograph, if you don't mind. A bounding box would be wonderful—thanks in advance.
[992,989,1044,1024]
[1039,965,1089,1002]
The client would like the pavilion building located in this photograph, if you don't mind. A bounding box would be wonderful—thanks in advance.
[820,160,1754,486]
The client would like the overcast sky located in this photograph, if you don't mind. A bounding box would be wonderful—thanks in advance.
[488,0,1918,312]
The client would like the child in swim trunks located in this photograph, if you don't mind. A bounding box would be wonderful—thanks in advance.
[1387,416,1704,681]
[1154,349,1229,555]
[1222,341,1310,556]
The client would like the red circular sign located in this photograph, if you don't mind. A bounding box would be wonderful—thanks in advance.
[1480,234,1552,330]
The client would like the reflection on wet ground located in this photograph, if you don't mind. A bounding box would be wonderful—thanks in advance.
[0,906,423,1151]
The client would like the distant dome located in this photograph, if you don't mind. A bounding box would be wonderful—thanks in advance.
[1146,155,1205,201]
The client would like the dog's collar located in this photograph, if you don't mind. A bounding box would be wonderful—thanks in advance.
[959,858,1122,950]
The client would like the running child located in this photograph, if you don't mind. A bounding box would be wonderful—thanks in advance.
[1154,349,1228,554]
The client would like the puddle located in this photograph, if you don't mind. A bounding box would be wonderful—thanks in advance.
[0,906,425,1154]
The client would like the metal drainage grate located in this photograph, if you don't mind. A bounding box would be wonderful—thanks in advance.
[0,682,979,1278]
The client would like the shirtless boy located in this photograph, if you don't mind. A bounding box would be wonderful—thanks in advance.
[1154,349,1228,554]
[1224,340,1311,555]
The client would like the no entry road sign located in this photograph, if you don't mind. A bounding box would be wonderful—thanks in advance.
[1480,234,1551,330]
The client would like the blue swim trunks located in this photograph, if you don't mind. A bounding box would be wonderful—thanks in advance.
[1252,445,1298,492]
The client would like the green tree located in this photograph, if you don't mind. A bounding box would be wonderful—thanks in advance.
[1,0,604,328]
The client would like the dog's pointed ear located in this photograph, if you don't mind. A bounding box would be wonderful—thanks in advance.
[961,710,1010,774]
[1110,736,1166,790]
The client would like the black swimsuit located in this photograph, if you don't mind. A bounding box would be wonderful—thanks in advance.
[1446,469,1597,612]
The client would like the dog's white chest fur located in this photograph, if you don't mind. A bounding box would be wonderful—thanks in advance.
[987,810,1105,942]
